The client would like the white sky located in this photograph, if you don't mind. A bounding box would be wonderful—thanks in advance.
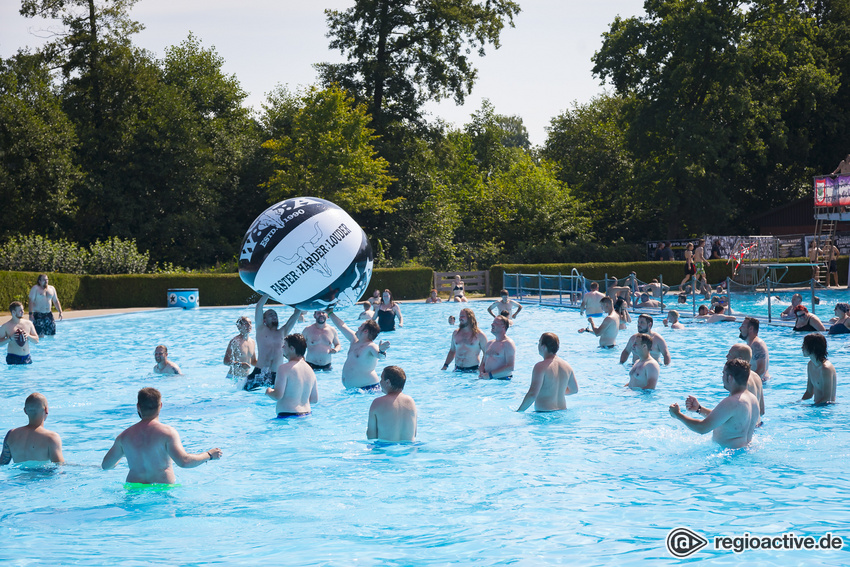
[0,0,645,146]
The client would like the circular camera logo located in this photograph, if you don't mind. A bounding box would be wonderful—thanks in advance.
[666,527,708,558]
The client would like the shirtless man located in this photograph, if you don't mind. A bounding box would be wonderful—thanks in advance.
[302,311,341,372]
[581,296,619,348]
[367,366,417,442]
[697,304,736,323]
[0,393,63,465]
[825,241,840,287]
[266,334,318,418]
[641,279,669,299]
[726,344,764,423]
[479,315,516,380]
[580,281,605,317]
[425,289,442,304]
[101,388,222,484]
[780,293,803,320]
[739,317,770,382]
[248,295,301,390]
[223,316,257,382]
[441,308,488,373]
[619,314,671,366]
[809,239,821,281]
[606,277,632,304]
[801,333,837,405]
[153,345,181,375]
[1,302,38,365]
[625,334,660,389]
[488,290,522,319]
[634,293,663,309]
[517,333,578,412]
[693,239,709,294]
[28,274,63,336]
[831,153,850,175]
[663,310,685,330]
[328,311,389,391]
[359,302,375,319]
[669,359,760,449]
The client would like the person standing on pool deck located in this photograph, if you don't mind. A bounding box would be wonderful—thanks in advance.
[580,281,605,317]
[517,333,578,412]
[302,310,341,372]
[479,316,516,380]
[102,388,222,484]
[372,289,403,332]
[669,359,760,449]
[1,302,38,365]
[619,314,670,366]
[738,317,770,382]
[266,334,318,418]
[28,274,63,337]
[625,334,659,389]
[367,366,417,441]
[801,333,837,405]
[581,296,619,348]
[153,345,181,375]
[825,241,840,288]
[809,239,821,281]
[0,393,64,465]
[442,308,488,373]
[693,239,709,294]
[328,311,389,391]
[488,290,523,320]
[250,295,301,389]
[223,316,257,382]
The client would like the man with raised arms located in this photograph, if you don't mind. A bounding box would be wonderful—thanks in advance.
[580,281,605,317]
[580,296,619,348]
[669,359,760,449]
[726,344,764,424]
[488,290,523,320]
[619,314,671,366]
[367,366,417,442]
[28,274,63,337]
[328,311,389,391]
[441,308,488,373]
[0,393,64,465]
[302,310,341,372]
[266,333,318,418]
[663,310,685,330]
[1,301,38,365]
[739,316,769,382]
[248,294,302,390]
[801,333,837,405]
[102,387,222,484]
[153,345,181,375]
[625,334,660,389]
[223,316,257,383]
[479,315,516,380]
[517,333,578,412]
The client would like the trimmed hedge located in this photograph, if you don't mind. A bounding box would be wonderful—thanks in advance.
[490,257,848,296]
[0,267,436,310]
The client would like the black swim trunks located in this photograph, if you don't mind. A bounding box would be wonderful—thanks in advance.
[244,368,276,391]
[307,361,333,372]
[454,364,479,373]
[277,411,311,419]
[6,353,32,365]
[32,312,56,336]
[829,260,838,273]
[358,383,381,393]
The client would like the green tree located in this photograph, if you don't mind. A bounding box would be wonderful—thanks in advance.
[0,52,81,239]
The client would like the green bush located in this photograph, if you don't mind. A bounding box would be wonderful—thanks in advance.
[362,267,434,300]
[0,271,82,311]
[0,234,87,273]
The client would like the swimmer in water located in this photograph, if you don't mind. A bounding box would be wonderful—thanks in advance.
[359,301,375,320]
[580,296,619,348]
[223,316,257,381]
[153,345,181,375]
[488,290,522,319]
[266,333,317,418]
[302,311,341,372]
[1,393,64,465]
[249,295,301,389]
[516,333,578,412]
[726,344,764,424]
[426,289,442,304]
[619,314,670,366]
[1,301,38,365]
[442,308,487,373]
[580,281,605,317]
[663,310,685,329]
[367,366,417,442]
[669,358,760,449]
[698,304,736,323]
[801,333,836,405]
[480,315,516,380]
[625,333,660,389]
[328,310,389,390]
[738,317,770,382]
[101,388,222,484]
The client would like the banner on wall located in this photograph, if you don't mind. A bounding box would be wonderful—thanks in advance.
[814,175,850,206]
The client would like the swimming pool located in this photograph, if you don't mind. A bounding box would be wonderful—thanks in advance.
[2,302,849,565]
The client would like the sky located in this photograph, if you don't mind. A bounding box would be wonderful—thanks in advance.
[0,0,646,147]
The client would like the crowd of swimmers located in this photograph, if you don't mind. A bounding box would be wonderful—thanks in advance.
[0,273,840,483]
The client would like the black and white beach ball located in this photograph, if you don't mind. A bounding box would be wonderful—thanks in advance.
[238,197,373,311]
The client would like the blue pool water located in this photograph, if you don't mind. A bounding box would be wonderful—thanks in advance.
[2,301,850,565]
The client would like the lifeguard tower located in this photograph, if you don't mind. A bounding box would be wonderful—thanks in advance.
[812,174,850,285]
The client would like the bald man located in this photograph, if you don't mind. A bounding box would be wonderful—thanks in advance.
[1,393,64,465]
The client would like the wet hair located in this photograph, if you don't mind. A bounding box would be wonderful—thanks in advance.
[540,332,559,354]
[667,310,679,322]
[9,301,22,312]
[802,333,828,363]
[613,297,627,313]
[24,392,47,413]
[494,315,510,331]
[724,359,751,386]
[500,310,510,318]
[677,294,687,303]
[137,387,161,415]
[155,344,167,354]
[698,305,708,315]
[284,333,307,356]
[713,304,725,314]
[638,314,653,327]
[460,308,479,334]
[382,365,407,391]
[361,319,380,341]
[635,333,652,349]
[237,316,251,329]
[589,282,599,291]
[743,316,759,333]
[836,303,850,314]
[600,296,613,308]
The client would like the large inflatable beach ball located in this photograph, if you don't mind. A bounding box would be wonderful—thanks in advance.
[238,197,373,311]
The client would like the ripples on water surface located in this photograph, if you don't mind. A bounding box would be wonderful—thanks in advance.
[2,300,850,565]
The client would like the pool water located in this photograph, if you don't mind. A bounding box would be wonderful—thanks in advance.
[2,302,850,565]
